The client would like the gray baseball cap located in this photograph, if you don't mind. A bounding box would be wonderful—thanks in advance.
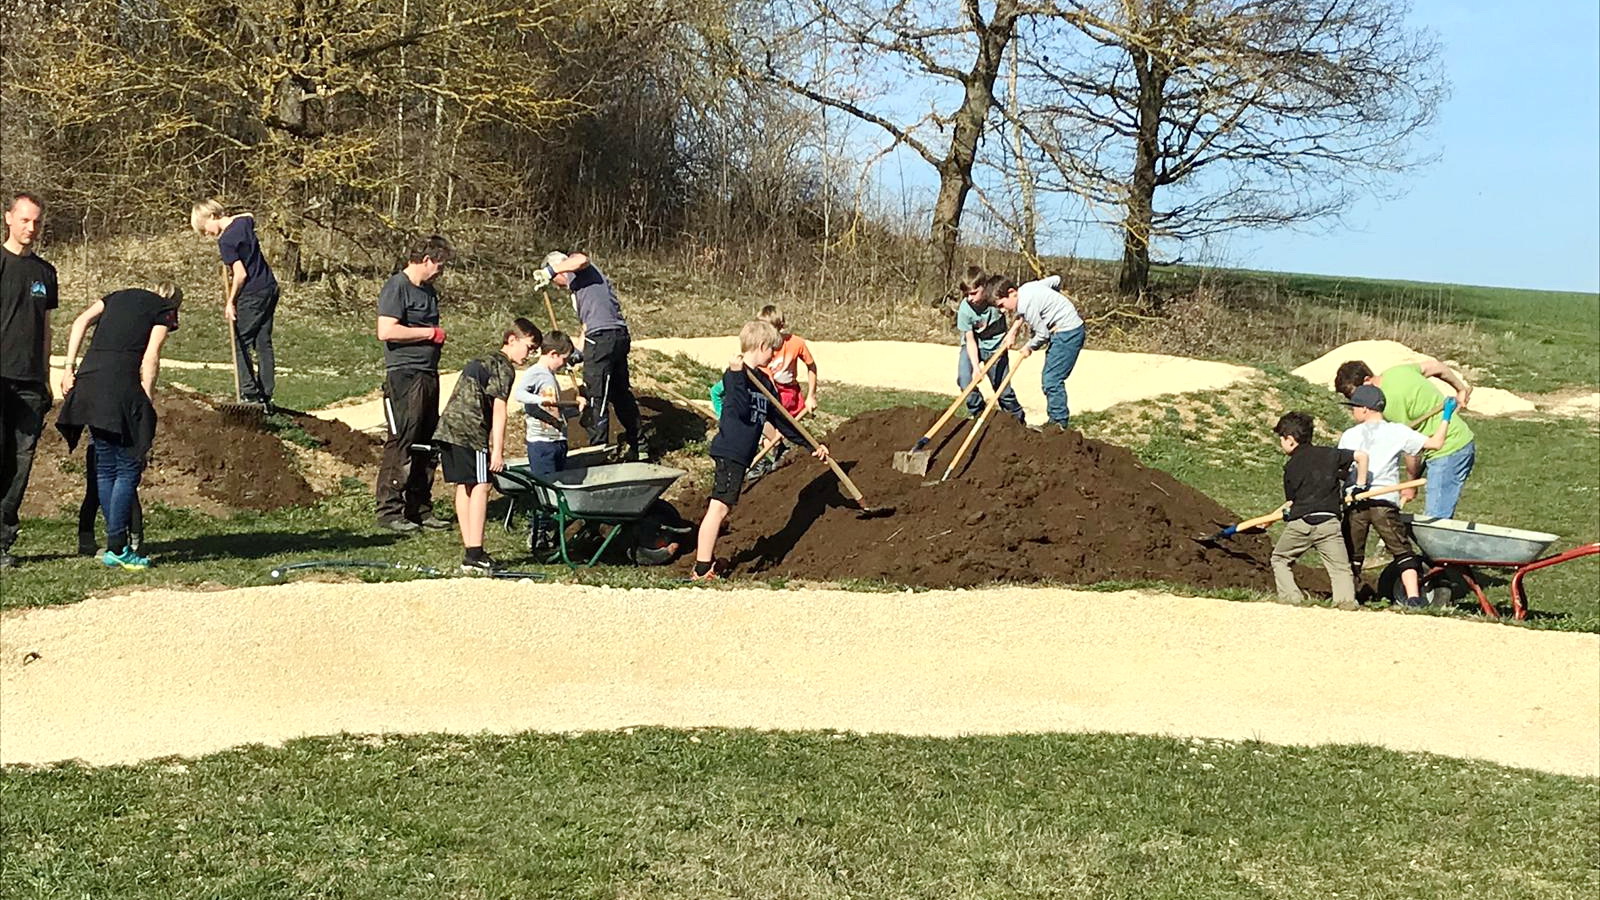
[1344,384,1387,411]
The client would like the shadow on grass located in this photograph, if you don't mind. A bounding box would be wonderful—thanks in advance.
[153,528,405,563]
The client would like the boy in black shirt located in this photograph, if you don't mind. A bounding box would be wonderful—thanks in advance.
[1270,411,1369,609]
[691,320,829,581]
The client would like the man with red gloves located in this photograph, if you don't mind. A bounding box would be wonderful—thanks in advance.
[375,234,453,533]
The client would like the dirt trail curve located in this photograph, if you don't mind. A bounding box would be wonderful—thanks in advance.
[3,583,1595,776]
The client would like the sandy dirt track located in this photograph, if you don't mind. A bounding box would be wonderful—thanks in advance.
[3,582,1595,776]
[637,337,1258,425]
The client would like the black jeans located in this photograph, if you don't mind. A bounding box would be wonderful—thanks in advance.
[375,368,439,523]
[233,288,278,402]
[0,378,49,550]
[581,329,640,447]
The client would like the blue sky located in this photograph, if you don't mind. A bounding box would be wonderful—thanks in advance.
[1247,0,1600,293]
[857,0,1600,293]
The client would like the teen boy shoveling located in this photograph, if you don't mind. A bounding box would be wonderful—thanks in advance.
[692,320,829,581]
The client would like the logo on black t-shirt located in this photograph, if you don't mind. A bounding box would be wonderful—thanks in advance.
[30,281,47,299]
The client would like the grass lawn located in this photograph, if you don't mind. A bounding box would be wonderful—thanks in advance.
[3,730,1595,899]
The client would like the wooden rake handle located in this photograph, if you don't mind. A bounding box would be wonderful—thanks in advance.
[939,353,1027,482]
[744,369,867,504]
[917,323,1022,447]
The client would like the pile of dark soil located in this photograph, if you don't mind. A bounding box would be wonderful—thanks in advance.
[705,406,1317,592]
[23,391,379,516]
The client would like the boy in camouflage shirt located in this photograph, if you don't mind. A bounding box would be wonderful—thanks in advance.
[434,318,540,573]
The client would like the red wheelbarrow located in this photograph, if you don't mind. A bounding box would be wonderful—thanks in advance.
[1376,515,1600,620]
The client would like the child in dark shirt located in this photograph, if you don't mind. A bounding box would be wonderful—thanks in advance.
[692,320,829,581]
[1269,411,1369,609]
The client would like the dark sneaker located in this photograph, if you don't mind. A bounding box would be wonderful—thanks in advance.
[461,554,498,576]
[417,516,452,531]
[78,532,98,557]
[380,518,421,534]
[1398,595,1427,609]
[689,561,720,582]
[0,550,16,570]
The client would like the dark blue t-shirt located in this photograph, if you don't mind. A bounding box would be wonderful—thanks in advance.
[218,216,278,297]
[708,367,811,466]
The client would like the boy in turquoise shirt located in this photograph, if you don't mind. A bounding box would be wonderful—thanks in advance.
[954,267,1024,421]
[1335,359,1475,517]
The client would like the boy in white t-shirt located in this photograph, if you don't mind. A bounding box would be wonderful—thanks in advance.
[1337,384,1454,607]
[511,330,584,553]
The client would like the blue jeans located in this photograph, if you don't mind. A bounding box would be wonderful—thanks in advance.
[956,346,1025,422]
[91,432,145,552]
[1039,326,1086,427]
[526,440,568,536]
[1424,441,1475,518]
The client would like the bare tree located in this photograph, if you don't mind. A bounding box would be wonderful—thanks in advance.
[1019,0,1445,296]
[738,0,1035,279]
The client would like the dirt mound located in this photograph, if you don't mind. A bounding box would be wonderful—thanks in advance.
[706,407,1307,592]
[22,392,379,517]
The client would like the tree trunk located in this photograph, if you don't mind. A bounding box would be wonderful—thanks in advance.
[1117,45,1164,298]
[929,2,1019,280]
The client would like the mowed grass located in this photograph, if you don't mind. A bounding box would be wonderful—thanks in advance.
[3,730,1596,900]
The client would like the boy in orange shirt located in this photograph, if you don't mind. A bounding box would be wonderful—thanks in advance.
[748,304,818,478]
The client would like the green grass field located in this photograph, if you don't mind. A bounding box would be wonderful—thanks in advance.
[4,730,1596,900]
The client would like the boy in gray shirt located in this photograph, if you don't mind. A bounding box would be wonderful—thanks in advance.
[512,330,582,551]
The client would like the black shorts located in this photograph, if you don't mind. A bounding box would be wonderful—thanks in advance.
[439,442,490,486]
[710,456,747,507]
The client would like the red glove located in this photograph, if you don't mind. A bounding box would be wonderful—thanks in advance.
[429,326,447,345]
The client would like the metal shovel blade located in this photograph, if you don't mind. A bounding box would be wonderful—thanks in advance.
[854,503,897,520]
[892,449,931,476]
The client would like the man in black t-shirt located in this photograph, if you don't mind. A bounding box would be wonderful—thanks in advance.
[0,192,58,568]
[374,234,453,533]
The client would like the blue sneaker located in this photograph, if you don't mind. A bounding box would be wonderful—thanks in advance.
[101,548,151,571]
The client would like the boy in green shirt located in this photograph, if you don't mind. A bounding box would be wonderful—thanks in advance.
[1335,359,1475,518]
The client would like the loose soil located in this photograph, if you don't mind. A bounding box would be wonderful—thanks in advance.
[21,390,379,517]
[2,582,1594,775]
[698,406,1317,593]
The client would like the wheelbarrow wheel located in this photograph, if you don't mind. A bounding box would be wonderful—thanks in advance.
[1421,567,1471,609]
[1376,560,1429,607]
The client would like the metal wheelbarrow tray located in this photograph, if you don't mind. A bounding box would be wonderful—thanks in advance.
[493,462,687,567]
[1383,515,1599,620]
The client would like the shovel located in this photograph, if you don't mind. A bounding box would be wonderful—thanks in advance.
[1193,478,1428,547]
[928,354,1028,485]
[893,324,1021,476]
[745,370,895,519]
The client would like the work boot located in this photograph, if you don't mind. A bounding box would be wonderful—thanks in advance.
[380,518,420,534]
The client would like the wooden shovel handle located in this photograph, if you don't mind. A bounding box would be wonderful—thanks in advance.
[1237,478,1430,533]
[940,354,1027,481]
[744,369,866,503]
[921,324,1021,443]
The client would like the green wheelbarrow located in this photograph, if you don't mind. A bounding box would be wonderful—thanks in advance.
[493,461,688,568]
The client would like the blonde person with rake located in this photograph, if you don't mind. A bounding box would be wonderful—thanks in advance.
[691,320,829,582]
